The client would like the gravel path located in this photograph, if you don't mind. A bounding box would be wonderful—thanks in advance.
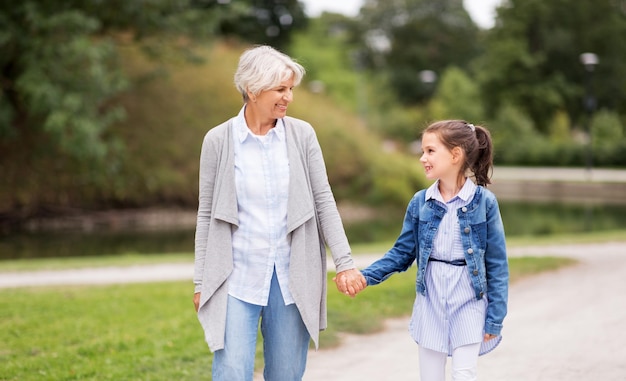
[2,242,625,380]
[302,242,626,381]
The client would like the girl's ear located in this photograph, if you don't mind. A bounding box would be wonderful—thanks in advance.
[451,146,464,163]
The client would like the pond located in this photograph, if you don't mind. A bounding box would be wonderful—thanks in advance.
[1,201,625,260]
[343,200,626,243]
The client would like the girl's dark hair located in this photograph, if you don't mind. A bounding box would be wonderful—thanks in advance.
[423,120,494,186]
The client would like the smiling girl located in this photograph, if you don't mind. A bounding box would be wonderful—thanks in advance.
[359,120,509,381]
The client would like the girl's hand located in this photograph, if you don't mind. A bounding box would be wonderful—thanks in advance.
[484,333,498,342]
[333,269,367,297]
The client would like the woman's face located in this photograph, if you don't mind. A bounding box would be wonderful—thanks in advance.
[253,75,295,120]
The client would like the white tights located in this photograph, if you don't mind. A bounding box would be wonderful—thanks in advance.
[418,343,481,381]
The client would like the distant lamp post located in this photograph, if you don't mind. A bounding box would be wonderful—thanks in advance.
[419,70,437,100]
[419,70,437,85]
[419,70,437,87]
[580,52,599,177]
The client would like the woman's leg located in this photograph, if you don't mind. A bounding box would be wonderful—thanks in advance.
[451,342,481,381]
[418,346,447,381]
[261,270,310,381]
[212,295,261,381]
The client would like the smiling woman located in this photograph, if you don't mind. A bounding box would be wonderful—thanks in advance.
[192,44,366,380]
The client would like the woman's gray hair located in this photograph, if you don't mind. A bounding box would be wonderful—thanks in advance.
[234,45,306,103]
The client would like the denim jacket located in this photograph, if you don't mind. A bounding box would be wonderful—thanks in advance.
[362,186,509,335]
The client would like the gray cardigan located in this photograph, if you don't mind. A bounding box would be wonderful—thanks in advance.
[193,115,356,352]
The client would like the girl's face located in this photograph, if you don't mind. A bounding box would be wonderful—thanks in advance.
[419,132,457,180]
[253,75,295,121]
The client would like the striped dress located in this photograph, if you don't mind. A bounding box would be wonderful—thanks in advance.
[409,179,501,356]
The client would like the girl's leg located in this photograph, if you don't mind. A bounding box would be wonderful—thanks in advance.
[212,295,262,381]
[451,342,481,381]
[261,270,310,381]
[418,346,447,381]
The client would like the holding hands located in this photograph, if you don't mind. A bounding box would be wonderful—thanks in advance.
[333,269,367,297]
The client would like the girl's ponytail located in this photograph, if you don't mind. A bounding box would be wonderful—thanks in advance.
[471,125,493,186]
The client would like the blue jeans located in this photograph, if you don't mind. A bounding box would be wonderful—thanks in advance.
[212,270,310,381]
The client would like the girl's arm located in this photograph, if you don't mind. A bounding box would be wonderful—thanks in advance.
[484,196,509,336]
[361,202,418,285]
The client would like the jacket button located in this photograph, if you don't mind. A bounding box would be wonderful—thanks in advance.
[467,248,474,254]
[473,269,478,275]
[461,206,468,212]
[479,292,484,298]
[464,227,470,234]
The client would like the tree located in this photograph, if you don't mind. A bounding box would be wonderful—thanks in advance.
[428,66,484,123]
[354,0,480,105]
[212,0,308,49]
[0,0,222,161]
[479,0,626,133]
[0,0,307,162]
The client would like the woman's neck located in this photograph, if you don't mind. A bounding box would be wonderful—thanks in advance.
[244,104,276,135]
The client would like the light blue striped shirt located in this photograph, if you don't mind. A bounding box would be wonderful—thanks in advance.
[409,178,499,355]
[229,106,293,306]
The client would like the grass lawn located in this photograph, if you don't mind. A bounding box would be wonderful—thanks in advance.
[0,254,578,381]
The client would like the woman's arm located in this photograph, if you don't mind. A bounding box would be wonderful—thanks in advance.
[193,131,220,294]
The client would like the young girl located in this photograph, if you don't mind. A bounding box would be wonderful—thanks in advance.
[360,120,509,380]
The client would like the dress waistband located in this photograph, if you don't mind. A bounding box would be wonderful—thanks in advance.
[428,257,467,266]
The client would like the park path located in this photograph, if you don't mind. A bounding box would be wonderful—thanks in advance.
[300,241,626,381]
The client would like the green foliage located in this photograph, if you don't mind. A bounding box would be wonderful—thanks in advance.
[1,3,128,158]
[592,109,624,149]
[591,109,626,166]
[357,0,480,105]
[488,103,537,165]
[366,152,424,206]
[290,15,361,112]
[212,0,308,50]
[479,0,626,132]
[0,0,225,155]
[547,111,571,143]
[485,102,626,167]
[369,105,427,143]
[290,89,427,206]
[428,66,484,123]
[1,40,426,217]
[3,0,626,224]
[500,201,626,236]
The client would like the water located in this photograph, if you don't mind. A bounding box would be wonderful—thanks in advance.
[0,229,194,260]
[0,201,625,260]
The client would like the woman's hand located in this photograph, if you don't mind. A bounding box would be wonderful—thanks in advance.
[333,269,367,298]
[193,292,201,312]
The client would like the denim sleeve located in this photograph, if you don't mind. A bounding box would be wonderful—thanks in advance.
[484,195,509,335]
[361,201,417,286]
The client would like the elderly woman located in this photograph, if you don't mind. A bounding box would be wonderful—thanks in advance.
[192,45,366,381]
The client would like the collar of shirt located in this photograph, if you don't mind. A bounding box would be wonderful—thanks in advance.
[234,105,286,143]
[426,178,477,204]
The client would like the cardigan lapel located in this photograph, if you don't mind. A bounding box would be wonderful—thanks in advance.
[211,120,239,226]
[285,119,315,233]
